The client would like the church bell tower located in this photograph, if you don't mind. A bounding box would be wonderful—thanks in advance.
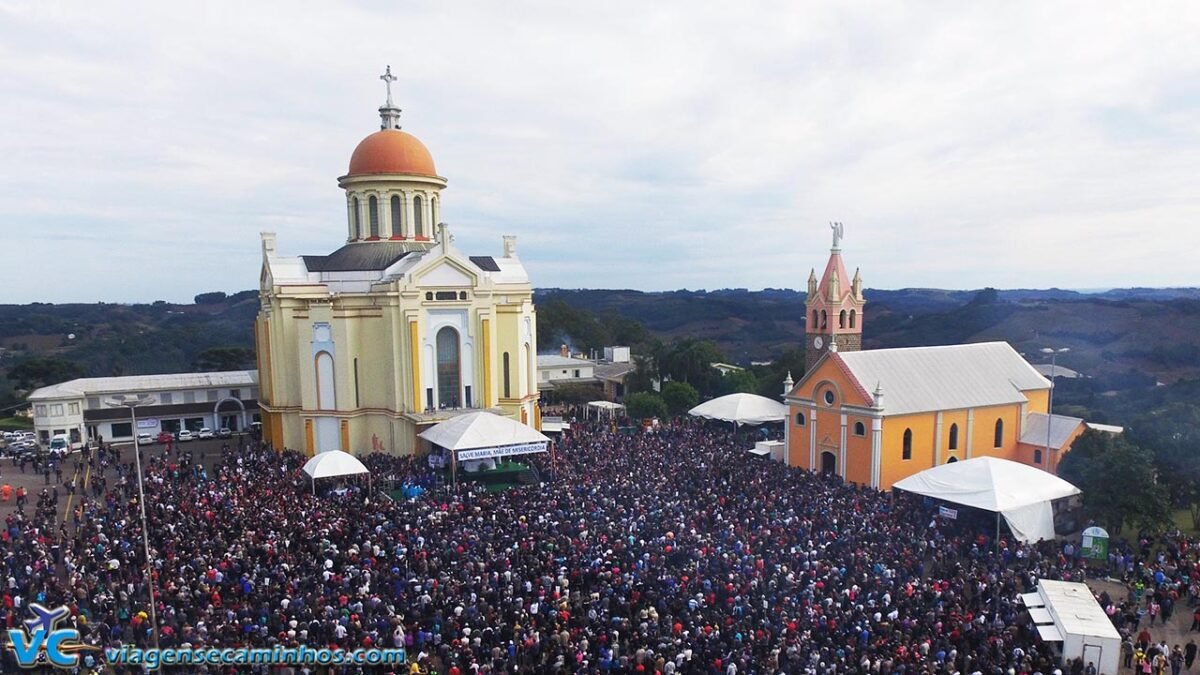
[805,222,865,372]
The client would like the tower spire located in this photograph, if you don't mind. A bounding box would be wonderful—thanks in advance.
[378,66,402,130]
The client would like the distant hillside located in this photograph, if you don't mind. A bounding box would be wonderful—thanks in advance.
[3,286,1199,427]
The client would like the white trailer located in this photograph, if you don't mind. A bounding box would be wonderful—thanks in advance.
[1020,579,1121,675]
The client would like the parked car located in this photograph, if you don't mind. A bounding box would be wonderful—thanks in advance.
[197,427,214,439]
[177,430,195,442]
[157,431,174,444]
[217,427,233,438]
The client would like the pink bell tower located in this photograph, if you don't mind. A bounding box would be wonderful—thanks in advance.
[805,222,865,372]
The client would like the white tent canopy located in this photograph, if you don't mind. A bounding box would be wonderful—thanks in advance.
[587,401,625,419]
[419,411,551,452]
[892,456,1080,543]
[301,450,371,495]
[419,412,552,486]
[688,393,788,425]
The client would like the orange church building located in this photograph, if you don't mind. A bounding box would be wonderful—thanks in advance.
[784,227,1085,489]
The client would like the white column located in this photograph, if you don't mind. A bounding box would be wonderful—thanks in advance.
[783,406,791,466]
[966,409,975,459]
[934,412,944,466]
[839,413,848,478]
[808,404,817,470]
[870,417,883,488]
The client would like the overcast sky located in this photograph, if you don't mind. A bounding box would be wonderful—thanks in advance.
[2,2,1198,303]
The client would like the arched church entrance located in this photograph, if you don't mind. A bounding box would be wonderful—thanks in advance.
[820,451,837,474]
[946,456,958,463]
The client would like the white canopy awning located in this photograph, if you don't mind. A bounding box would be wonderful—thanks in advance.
[419,411,551,454]
[688,393,788,425]
[302,450,370,479]
[893,456,1080,543]
[1036,624,1064,642]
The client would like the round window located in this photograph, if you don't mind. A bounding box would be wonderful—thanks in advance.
[824,390,835,406]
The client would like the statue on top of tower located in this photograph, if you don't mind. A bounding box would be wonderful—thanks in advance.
[830,221,844,250]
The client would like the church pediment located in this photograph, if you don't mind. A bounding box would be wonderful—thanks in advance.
[417,259,476,287]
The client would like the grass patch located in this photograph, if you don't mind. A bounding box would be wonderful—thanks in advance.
[0,417,33,431]
[1171,508,1200,537]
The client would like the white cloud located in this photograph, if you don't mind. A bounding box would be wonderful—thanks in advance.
[1,1,1198,302]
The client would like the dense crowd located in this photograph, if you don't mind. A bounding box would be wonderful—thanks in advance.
[0,417,1188,674]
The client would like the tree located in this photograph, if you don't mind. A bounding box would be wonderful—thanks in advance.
[192,347,256,372]
[550,383,606,405]
[7,357,84,390]
[624,392,667,420]
[625,354,659,394]
[194,291,228,305]
[1058,430,1171,535]
[718,369,759,396]
[660,339,726,396]
[1127,403,1200,528]
[661,381,699,416]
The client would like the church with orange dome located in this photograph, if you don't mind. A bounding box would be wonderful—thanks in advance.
[255,69,540,456]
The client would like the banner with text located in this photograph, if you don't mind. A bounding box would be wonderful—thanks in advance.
[457,442,548,461]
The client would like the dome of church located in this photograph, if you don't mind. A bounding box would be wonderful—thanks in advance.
[347,130,437,177]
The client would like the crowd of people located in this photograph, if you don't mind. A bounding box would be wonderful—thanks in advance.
[0,416,1190,673]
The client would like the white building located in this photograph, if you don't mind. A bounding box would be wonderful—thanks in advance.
[27,371,259,446]
[536,354,597,387]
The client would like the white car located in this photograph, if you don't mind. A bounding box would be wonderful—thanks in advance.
[137,432,154,444]
[177,430,195,442]
[197,428,214,439]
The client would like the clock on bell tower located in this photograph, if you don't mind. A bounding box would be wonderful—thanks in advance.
[804,222,865,372]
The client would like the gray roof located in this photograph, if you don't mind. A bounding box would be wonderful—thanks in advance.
[30,370,258,400]
[537,355,593,368]
[835,341,1050,415]
[469,256,500,272]
[595,362,637,381]
[303,242,413,272]
[1020,412,1085,449]
[1034,363,1082,379]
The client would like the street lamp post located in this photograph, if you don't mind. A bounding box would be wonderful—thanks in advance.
[1040,347,1070,470]
[110,395,160,652]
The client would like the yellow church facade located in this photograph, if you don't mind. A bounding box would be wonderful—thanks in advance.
[785,229,1085,489]
[255,71,539,456]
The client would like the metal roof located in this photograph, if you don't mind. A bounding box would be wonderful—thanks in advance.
[469,256,500,272]
[29,370,258,401]
[834,342,1050,415]
[1019,412,1085,449]
[1035,579,1121,640]
[537,355,594,368]
[302,242,413,272]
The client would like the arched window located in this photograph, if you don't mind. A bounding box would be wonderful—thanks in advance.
[503,352,511,399]
[902,428,913,460]
[368,196,380,238]
[811,310,818,326]
[820,310,827,329]
[351,197,361,239]
[431,195,439,225]
[795,411,806,426]
[315,352,335,410]
[854,421,865,436]
[390,195,402,237]
[436,327,461,408]
[850,309,857,329]
[413,195,424,237]
[839,310,847,328]
[994,418,1004,448]
[948,423,959,450]
[1034,448,1043,464]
